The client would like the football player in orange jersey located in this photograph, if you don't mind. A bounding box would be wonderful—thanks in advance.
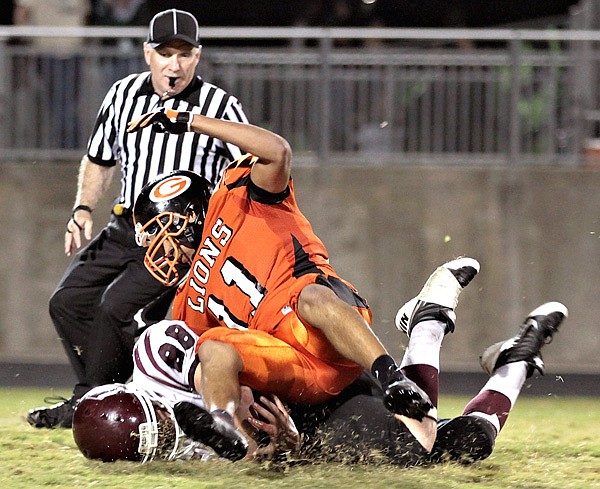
[128,109,437,461]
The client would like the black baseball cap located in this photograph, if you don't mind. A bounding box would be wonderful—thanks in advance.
[147,9,200,48]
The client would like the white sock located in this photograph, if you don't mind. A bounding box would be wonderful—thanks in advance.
[479,361,528,405]
[400,320,445,370]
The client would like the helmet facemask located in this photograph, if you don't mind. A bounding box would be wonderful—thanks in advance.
[133,170,213,286]
[134,389,185,462]
[135,210,200,287]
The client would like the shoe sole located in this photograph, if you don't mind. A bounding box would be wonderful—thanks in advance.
[429,415,496,464]
[444,257,480,287]
[528,301,568,321]
[395,257,479,335]
[26,407,74,429]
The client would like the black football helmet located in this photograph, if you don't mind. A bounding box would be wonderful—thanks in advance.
[133,170,213,286]
[72,383,189,463]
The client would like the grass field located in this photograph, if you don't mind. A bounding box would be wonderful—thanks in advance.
[2,388,599,489]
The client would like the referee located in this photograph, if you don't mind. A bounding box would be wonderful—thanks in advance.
[27,9,249,429]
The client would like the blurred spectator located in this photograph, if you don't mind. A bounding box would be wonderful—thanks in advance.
[0,1,16,25]
[92,0,151,26]
[15,0,91,51]
[90,0,152,52]
[14,0,91,148]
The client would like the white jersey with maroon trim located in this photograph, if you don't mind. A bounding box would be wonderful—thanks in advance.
[132,319,204,409]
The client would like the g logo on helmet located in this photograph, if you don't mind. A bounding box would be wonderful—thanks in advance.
[150,175,192,203]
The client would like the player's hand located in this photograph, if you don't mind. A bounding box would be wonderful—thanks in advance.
[65,209,93,256]
[246,394,300,460]
[127,108,193,134]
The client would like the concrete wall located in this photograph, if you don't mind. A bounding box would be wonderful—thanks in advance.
[2,161,599,376]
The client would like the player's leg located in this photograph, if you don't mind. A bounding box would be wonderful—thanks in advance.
[395,257,480,406]
[174,319,367,462]
[393,257,480,449]
[173,334,249,462]
[465,301,568,431]
[430,302,568,464]
[138,324,286,462]
[195,339,243,413]
[310,393,432,467]
[295,276,433,420]
[190,322,351,407]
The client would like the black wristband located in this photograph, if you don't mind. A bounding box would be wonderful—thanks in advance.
[67,217,83,231]
[176,111,193,131]
[69,205,92,231]
[72,205,93,215]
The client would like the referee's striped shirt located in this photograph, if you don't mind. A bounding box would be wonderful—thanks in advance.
[87,72,249,209]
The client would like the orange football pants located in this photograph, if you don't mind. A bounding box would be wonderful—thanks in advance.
[196,306,371,405]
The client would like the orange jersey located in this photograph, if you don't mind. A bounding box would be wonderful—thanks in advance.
[172,155,357,336]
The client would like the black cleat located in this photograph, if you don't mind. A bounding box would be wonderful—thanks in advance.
[174,402,248,462]
[26,396,75,429]
[382,368,435,421]
[395,257,480,336]
[480,302,568,378]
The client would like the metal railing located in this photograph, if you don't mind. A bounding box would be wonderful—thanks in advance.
[1,26,600,166]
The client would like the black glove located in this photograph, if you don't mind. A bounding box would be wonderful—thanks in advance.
[127,108,193,134]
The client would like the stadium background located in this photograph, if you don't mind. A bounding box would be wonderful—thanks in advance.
[0,0,598,397]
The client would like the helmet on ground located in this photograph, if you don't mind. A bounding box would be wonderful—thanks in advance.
[133,170,213,286]
[72,383,185,463]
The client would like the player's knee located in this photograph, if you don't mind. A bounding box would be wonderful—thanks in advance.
[198,340,242,371]
[297,283,338,318]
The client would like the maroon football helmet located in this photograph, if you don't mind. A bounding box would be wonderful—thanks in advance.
[72,383,187,463]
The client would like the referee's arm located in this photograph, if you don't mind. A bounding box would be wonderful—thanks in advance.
[65,156,115,256]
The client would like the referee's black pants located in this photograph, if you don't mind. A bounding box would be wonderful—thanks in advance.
[49,213,177,400]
